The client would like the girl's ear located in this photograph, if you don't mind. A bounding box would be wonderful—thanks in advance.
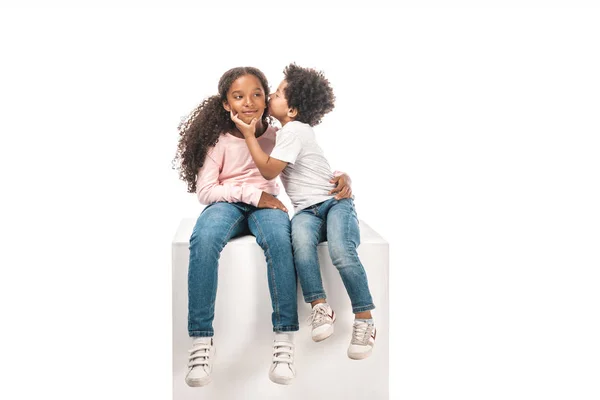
[288,107,298,118]
[223,101,231,112]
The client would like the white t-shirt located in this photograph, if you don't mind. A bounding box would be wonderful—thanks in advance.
[270,121,336,213]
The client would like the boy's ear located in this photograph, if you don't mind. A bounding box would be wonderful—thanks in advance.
[288,107,298,118]
[223,101,231,112]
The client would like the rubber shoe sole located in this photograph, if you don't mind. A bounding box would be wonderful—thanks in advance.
[186,374,212,387]
[269,371,294,385]
[347,344,374,360]
[312,324,334,342]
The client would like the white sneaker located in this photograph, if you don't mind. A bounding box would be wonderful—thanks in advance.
[269,333,296,385]
[347,321,376,360]
[185,337,215,387]
[307,303,336,342]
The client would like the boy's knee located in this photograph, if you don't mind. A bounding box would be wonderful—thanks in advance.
[291,228,310,244]
[292,227,320,251]
[328,241,358,266]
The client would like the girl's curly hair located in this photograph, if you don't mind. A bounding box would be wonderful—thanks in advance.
[283,63,335,127]
[173,67,271,193]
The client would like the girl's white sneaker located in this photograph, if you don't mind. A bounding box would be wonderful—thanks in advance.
[269,333,296,385]
[185,337,215,387]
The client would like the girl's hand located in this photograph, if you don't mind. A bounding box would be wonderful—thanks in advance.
[230,111,257,139]
[329,173,353,200]
[257,192,288,213]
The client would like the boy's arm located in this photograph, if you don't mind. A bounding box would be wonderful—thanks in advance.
[230,112,288,180]
[329,171,353,200]
[244,133,288,180]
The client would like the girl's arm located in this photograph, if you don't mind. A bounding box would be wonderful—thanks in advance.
[230,113,288,180]
[196,155,264,207]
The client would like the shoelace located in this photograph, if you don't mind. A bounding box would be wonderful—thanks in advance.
[188,343,211,368]
[272,341,294,365]
[306,304,331,327]
[351,322,375,345]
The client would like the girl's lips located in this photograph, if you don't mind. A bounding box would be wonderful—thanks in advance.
[242,110,258,114]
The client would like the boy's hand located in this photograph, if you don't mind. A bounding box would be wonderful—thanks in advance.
[257,192,288,213]
[230,111,257,139]
[329,173,353,200]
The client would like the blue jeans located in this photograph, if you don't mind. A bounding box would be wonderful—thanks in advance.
[188,202,299,337]
[291,198,375,313]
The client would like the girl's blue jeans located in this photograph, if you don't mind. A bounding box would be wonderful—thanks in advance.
[291,198,375,314]
[187,201,299,337]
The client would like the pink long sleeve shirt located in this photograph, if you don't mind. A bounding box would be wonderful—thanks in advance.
[195,126,280,207]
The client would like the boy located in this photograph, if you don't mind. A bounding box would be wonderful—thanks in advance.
[231,63,376,360]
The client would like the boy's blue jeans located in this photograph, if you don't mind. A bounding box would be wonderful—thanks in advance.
[291,198,375,314]
[188,202,299,337]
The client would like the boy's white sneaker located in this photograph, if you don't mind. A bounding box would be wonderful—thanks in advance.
[185,337,215,387]
[269,333,296,385]
[347,320,376,360]
[308,303,336,342]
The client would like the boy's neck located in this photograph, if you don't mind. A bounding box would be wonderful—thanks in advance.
[279,117,296,127]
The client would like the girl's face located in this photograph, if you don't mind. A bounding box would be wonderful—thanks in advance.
[268,80,290,122]
[223,74,267,125]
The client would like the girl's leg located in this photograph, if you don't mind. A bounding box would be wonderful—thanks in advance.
[247,207,299,332]
[325,199,375,315]
[290,210,327,303]
[248,207,298,385]
[188,202,247,337]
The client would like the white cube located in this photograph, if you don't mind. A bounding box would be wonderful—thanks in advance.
[172,218,389,399]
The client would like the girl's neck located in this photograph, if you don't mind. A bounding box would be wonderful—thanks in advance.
[229,121,267,138]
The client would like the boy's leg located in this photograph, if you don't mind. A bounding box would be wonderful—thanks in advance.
[292,208,337,342]
[325,199,377,359]
[188,202,248,337]
[325,198,375,314]
[247,207,299,332]
[290,210,327,303]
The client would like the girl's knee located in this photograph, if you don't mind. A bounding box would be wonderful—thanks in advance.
[189,228,225,255]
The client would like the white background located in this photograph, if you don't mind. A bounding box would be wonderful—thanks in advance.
[1,3,599,399]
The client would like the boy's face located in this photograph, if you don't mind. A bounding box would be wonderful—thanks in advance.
[223,74,266,124]
[268,80,290,122]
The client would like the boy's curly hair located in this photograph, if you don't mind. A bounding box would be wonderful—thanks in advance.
[173,67,271,193]
[283,63,335,127]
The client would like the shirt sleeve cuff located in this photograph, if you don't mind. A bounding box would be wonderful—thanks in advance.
[270,149,296,164]
[242,185,263,207]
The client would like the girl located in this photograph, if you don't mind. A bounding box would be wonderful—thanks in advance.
[173,66,354,386]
